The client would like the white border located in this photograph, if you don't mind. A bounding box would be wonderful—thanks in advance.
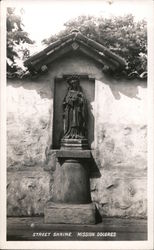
[0,0,154,249]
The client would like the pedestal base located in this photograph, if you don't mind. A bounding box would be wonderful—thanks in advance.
[61,138,89,150]
[44,202,96,224]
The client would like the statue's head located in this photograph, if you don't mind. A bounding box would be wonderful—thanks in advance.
[67,75,80,91]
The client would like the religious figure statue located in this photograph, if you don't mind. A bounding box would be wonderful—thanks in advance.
[62,75,87,140]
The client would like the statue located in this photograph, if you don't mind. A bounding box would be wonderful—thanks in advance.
[62,75,87,140]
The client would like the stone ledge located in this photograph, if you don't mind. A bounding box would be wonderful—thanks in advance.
[44,202,96,224]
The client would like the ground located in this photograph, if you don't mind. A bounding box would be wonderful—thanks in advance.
[7,217,147,241]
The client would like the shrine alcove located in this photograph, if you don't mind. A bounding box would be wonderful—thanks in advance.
[52,75,95,149]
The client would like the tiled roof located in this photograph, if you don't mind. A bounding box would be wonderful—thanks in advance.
[24,30,127,73]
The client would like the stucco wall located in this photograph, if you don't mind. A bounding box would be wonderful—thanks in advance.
[7,52,147,218]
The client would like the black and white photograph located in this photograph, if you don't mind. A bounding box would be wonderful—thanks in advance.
[0,0,154,249]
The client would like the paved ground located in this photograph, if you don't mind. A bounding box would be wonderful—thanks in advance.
[7,217,147,241]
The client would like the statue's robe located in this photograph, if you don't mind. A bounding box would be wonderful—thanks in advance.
[63,90,87,139]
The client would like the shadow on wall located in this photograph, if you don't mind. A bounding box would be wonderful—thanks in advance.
[7,75,53,100]
[89,155,101,179]
[7,73,147,102]
[101,76,147,100]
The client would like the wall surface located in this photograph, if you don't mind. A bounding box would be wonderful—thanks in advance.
[7,52,147,218]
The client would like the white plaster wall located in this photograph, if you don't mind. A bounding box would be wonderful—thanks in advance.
[7,52,147,218]
[92,80,147,218]
[7,80,53,168]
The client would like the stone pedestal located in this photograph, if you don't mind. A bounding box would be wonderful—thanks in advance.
[52,158,91,204]
[44,150,96,224]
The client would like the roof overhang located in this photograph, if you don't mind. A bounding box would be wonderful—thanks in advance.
[24,30,127,75]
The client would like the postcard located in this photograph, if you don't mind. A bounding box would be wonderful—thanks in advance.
[0,0,153,249]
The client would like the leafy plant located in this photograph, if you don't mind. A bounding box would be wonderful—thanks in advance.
[7,7,34,78]
[43,14,147,76]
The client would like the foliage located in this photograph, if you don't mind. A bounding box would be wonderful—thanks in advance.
[7,7,34,78]
[43,14,147,75]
